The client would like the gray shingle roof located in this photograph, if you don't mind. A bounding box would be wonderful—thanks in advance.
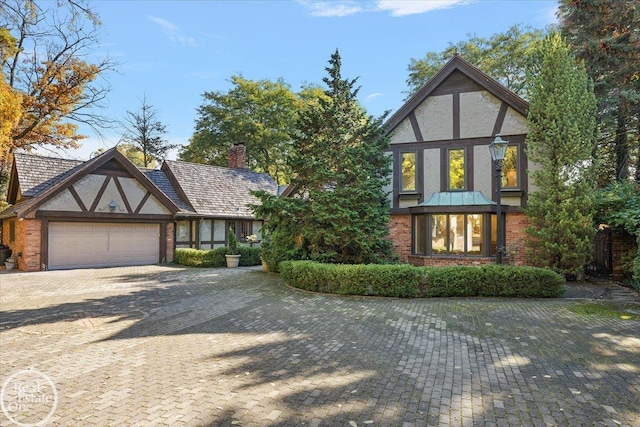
[4,152,276,219]
[142,169,195,214]
[14,153,83,197]
[163,160,278,218]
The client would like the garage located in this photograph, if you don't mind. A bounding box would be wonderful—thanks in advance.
[48,222,160,270]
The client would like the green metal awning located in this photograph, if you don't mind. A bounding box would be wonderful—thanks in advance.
[418,191,496,207]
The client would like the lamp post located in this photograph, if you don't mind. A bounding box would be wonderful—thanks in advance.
[489,134,508,264]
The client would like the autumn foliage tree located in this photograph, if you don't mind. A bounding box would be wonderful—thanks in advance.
[1,0,115,184]
[0,29,21,156]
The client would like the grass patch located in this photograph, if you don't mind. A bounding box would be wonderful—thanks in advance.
[567,302,640,320]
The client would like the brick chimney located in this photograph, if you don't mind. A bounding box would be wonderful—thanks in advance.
[228,142,246,169]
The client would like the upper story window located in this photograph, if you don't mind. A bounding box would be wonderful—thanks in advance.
[502,145,518,188]
[448,148,466,190]
[401,152,416,192]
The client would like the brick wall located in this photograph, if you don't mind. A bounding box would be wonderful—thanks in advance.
[1,219,9,248]
[505,212,529,266]
[166,222,175,263]
[2,218,42,272]
[389,214,411,262]
[408,256,494,266]
[390,212,532,267]
[228,142,246,168]
[22,219,42,271]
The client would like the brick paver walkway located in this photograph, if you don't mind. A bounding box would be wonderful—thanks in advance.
[1,266,639,426]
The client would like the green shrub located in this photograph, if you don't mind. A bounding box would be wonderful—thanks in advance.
[174,247,262,268]
[238,246,262,266]
[280,261,424,297]
[279,261,565,298]
[174,248,226,267]
[227,228,239,255]
[260,230,306,273]
[632,235,640,292]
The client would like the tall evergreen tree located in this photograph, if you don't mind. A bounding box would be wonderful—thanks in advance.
[525,32,599,275]
[253,50,395,266]
[559,0,639,183]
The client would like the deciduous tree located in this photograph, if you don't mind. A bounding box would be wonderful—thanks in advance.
[594,181,640,285]
[121,96,173,168]
[524,32,599,275]
[91,143,157,169]
[181,76,321,184]
[406,24,545,98]
[1,0,115,192]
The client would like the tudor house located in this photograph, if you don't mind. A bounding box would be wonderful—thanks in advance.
[0,142,277,271]
[385,55,533,266]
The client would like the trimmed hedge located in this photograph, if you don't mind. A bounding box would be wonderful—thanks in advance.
[174,247,262,268]
[279,261,565,298]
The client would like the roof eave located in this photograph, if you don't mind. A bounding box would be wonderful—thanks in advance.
[17,148,181,218]
[383,55,529,137]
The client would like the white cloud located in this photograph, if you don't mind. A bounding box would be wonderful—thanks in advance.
[147,15,196,46]
[364,92,383,102]
[375,0,472,16]
[299,0,473,17]
[298,1,363,17]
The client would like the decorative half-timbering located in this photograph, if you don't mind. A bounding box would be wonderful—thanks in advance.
[384,55,531,266]
[1,148,178,271]
[0,143,277,271]
[160,157,277,250]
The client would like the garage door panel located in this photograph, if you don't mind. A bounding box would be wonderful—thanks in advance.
[48,222,160,270]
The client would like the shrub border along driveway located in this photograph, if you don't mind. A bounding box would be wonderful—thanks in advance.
[279,261,566,298]
[1,265,638,426]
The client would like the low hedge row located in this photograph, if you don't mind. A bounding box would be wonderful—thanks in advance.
[279,261,565,298]
[174,247,262,267]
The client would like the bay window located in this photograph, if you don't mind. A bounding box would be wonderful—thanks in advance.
[414,213,498,256]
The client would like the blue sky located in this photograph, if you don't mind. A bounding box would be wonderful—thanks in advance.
[65,0,559,161]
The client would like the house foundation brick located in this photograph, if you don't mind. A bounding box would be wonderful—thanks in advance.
[389,214,411,262]
[166,222,175,263]
[505,212,529,266]
[391,212,533,267]
[408,255,495,266]
[2,218,42,272]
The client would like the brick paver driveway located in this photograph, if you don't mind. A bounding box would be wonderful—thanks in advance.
[1,266,639,427]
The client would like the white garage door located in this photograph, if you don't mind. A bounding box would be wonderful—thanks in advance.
[48,222,160,270]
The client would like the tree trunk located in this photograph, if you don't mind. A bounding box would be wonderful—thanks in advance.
[615,108,629,182]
